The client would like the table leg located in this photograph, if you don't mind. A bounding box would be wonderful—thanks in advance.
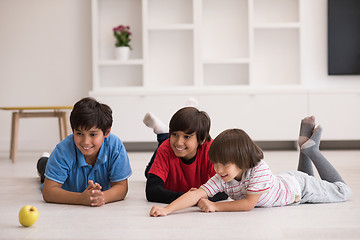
[10,112,19,163]
[58,112,68,140]
[63,112,69,137]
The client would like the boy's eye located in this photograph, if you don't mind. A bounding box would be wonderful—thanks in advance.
[171,132,177,137]
[90,133,97,137]
[76,132,83,136]
[184,135,191,139]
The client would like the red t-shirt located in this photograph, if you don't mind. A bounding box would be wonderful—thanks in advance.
[149,139,216,193]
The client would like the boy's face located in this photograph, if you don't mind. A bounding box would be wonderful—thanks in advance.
[170,131,199,160]
[73,126,110,162]
[213,162,243,182]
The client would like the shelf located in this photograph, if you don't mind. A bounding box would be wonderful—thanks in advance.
[98,59,144,65]
[203,58,250,64]
[147,24,194,31]
[254,22,300,29]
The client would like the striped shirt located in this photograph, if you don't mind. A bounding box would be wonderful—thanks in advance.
[200,160,300,207]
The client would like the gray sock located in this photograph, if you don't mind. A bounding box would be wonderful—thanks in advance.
[301,126,344,183]
[297,116,316,176]
[298,116,315,147]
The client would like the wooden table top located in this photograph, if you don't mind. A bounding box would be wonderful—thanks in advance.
[0,106,73,111]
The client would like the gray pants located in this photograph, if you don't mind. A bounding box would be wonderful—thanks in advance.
[286,170,352,204]
[293,125,352,203]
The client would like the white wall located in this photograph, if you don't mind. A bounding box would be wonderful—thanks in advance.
[0,0,359,153]
[0,0,92,152]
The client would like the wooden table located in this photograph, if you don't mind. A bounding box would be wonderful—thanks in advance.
[0,106,73,163]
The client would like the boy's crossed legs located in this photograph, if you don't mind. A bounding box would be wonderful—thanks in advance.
[294,116,352,203]
[297,116,344,183]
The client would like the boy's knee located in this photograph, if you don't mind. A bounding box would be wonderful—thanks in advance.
[336,182,352,201]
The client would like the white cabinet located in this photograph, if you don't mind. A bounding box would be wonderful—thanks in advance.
[94,94,200,142]
[200,93,308,141]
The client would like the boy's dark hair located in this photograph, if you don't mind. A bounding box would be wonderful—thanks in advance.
[169,107,211,145]
[208,129,263,170]
[70,97,113,134]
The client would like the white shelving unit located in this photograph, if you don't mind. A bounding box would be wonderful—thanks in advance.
[90,0,360,143]
[91,0,301,92]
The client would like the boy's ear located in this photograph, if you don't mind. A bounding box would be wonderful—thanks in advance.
[104,128,111,138]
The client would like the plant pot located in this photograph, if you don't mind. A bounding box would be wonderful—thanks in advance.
[115,46,130,60]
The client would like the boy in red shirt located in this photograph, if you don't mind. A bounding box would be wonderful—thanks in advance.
[144,105,227,203]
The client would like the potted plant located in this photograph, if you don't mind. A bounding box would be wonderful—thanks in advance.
[113,25,132,60]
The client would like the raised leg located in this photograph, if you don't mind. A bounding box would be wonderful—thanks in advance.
[301,126,345,183]
[297,116,316,176]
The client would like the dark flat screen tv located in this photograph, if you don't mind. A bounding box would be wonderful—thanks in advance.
[328,0,360,75]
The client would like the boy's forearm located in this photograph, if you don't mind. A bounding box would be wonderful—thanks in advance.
[213,195,259,212]
[164,189,207,214]
[103,180,128,204]
[43,187,84,205]
[103,184,128,203]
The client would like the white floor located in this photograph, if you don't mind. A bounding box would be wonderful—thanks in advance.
[0,150,360,240]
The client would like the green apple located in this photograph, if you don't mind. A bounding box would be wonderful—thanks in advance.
[18,205,39,227]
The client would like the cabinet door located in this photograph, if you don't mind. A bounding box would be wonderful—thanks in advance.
[309,93,360,140]
[199,93,308,141]
[92,94,200,142]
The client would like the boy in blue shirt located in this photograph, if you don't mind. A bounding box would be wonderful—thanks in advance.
[37,97,132,206]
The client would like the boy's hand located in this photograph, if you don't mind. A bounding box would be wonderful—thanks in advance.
[89,189,105,207]
[149,206,169,217]
[81,180,105,207]
[197,198,216,213]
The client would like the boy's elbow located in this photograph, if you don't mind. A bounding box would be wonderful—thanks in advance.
[145,187,156,202]
[42,190,52,203]
[244,205,255,211]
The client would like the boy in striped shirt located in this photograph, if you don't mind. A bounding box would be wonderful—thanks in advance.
[150,116,352,216]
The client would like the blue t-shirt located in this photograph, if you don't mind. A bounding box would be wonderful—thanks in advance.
[43,133,132,192]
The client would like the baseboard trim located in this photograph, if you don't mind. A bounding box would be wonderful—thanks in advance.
[124,140,360,152]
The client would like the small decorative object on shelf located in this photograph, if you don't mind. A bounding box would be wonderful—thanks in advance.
[113,25,132,60]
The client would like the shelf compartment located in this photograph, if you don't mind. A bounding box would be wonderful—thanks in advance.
[253,0,299,24]
[97,0,143,60]
[202,0,249,59]
[148,0,193,25]
[203,63,249,86]
[148,30,194,87]
[252,29,300,86]
[98,65,143,88]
